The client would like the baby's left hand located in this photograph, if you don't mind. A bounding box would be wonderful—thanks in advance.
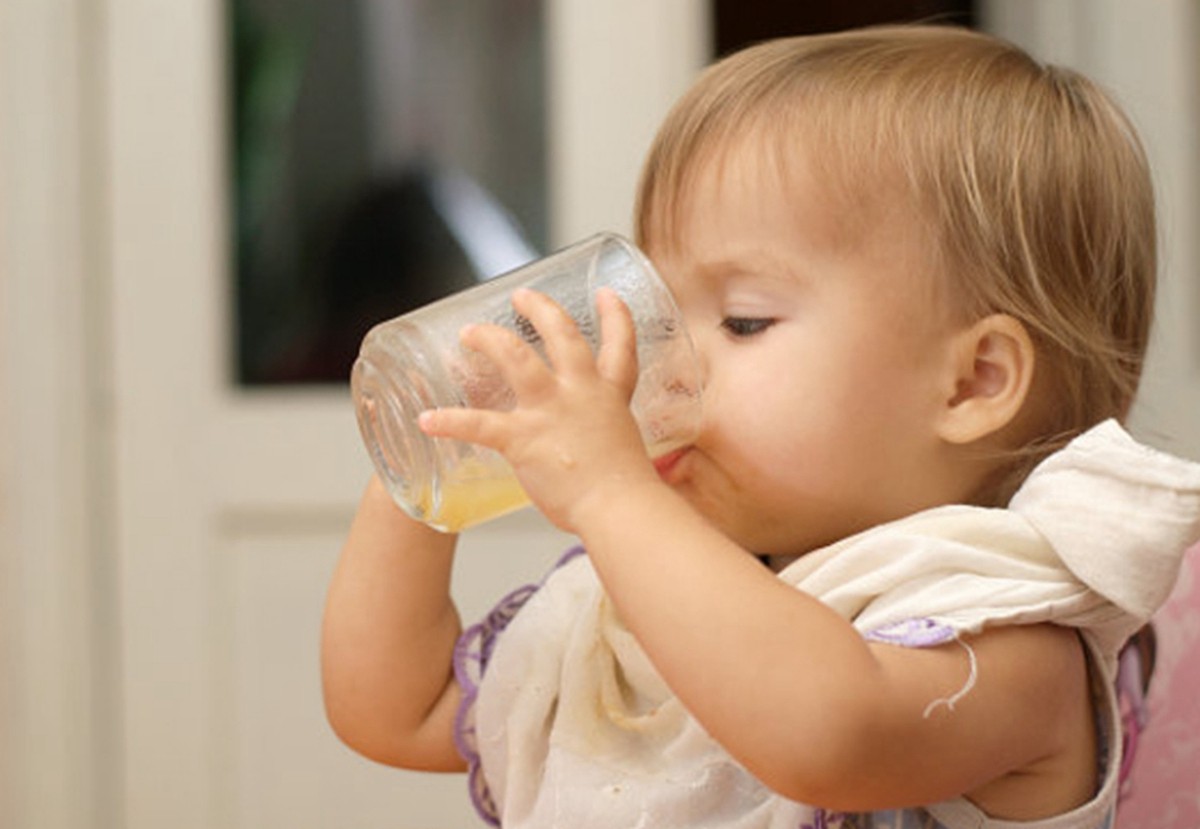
[418,287,659,533]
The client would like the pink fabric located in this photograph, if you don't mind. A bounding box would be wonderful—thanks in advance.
[1118,542,1200,827]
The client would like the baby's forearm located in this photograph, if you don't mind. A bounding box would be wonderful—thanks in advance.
[571,479,888,797]
[320,476,466,771]
[571,481,1081,810]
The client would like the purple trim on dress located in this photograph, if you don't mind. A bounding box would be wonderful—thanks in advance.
[802,808,847,828]
[452,545,587,826]
[1116,640,1149,797]
[864,617,957,648]
[453,582,537,826]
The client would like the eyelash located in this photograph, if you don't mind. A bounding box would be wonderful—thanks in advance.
[721,317,775,338]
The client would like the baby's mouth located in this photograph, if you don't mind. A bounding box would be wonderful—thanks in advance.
[652,447,690,480]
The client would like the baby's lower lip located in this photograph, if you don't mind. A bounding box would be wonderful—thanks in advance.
[652,447,689,479]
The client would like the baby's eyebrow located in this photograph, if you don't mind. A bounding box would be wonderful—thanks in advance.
[689,250,780,276]
[692,257,805,288]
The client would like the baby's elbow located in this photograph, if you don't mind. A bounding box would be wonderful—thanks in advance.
[323,687,468,773]
[323,698,404,767]
[747,709,885,810]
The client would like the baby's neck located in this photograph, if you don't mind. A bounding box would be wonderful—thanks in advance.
[760,553,799,573]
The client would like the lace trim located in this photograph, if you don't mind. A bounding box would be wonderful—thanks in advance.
[864,618,957,648]
[803,809,849,828]
[1115,634,1151,798]
[865,619,978,716]
[452,545,586,826]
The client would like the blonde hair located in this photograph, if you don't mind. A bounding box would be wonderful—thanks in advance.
[635,25,1156,496]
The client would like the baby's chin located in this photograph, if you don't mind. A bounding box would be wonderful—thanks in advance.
[665,477,843,555]
[709,515,829,561]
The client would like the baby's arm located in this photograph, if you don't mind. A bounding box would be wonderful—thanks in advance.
[320,476,467,771]
[421,289,1094,814]
[570,487,1093,814]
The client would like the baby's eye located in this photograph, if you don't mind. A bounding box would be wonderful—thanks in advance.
[721,317,775,338]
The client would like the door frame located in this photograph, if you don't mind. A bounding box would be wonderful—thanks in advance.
[1,1,113,827]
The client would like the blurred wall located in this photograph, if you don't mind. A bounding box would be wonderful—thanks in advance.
[984,0,1200,460]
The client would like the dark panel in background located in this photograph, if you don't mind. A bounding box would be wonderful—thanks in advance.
[713,0,976,56]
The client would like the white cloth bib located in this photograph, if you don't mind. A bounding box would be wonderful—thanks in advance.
[456,421,1200,828]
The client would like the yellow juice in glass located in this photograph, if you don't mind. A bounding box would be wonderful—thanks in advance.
[415,435,690,533]
[417,460,531,533]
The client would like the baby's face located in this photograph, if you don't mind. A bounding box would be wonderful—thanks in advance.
[645,142,971,556]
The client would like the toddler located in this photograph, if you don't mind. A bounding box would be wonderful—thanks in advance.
[322,25,1200,828]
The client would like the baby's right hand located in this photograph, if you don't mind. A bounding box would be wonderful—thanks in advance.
[418,288,663,534]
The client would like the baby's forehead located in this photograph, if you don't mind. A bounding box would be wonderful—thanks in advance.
[640,127,916,260]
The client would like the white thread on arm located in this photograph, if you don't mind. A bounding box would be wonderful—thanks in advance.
[922,636,978,718]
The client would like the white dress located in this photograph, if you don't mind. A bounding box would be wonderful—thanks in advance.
[452,421,1200,828]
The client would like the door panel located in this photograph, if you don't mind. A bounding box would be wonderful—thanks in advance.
[214,516,574,827]
[103,1,707,826]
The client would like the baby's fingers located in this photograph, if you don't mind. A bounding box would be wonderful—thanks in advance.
[595,288,639,395]
[510,288,597,376]
[418,407,510,452]
[459,321,554,401]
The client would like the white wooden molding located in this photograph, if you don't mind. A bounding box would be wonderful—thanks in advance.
[0,0,109,827]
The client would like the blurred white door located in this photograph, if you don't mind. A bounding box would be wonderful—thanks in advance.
[101,2,706,828]
[983,0,1200,461]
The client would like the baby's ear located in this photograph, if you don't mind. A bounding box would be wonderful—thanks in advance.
[936,314,1036,445]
